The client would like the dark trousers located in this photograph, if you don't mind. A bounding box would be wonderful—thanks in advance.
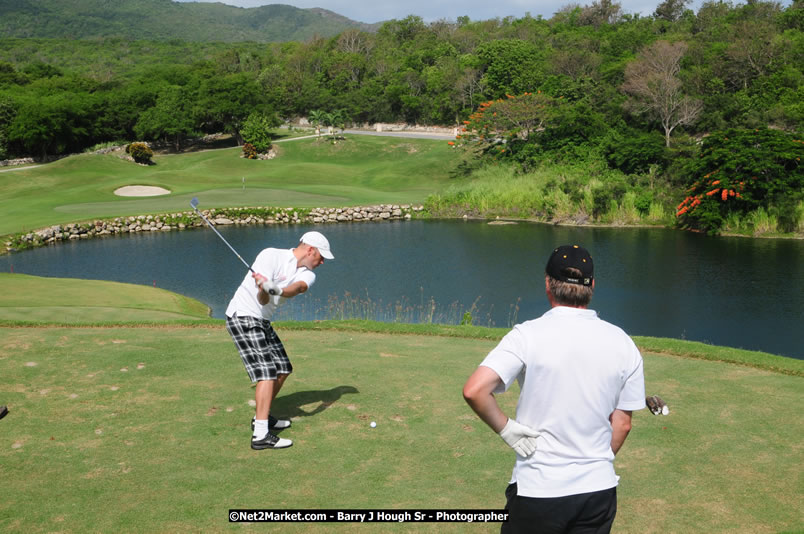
[501,483,617,534]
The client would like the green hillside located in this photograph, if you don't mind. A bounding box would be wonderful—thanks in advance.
[0,0,379,42]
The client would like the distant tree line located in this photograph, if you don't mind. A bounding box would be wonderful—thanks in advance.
[0,0,801,233]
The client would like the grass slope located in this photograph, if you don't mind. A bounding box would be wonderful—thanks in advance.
[0,135,457,236]
[0,273,210,323]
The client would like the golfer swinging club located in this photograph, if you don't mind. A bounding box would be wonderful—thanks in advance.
[225,231,334,450]
[463,245,645,533]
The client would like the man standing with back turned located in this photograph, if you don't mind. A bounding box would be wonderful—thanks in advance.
[226,231,334,450]
[463,245,645,533]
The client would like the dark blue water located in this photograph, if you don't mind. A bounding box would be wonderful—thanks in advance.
[2,220,802,359]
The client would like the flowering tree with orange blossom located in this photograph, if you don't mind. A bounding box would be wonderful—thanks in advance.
[677,128,803,234]
[452,92,563,164]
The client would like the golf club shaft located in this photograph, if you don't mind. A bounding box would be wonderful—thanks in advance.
[191,206,254,273]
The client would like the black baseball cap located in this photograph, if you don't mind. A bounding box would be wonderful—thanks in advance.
[545,245,594,286]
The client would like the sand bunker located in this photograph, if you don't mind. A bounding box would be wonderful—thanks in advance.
[114,185,171,197]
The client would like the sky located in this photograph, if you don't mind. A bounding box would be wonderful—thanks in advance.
[173,0,720,24]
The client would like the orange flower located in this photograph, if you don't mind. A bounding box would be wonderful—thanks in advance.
[721,189,729,201]
[447,141,455,146]
[706,189,720,196]
[729,190,736,197]
[711,180,721,185]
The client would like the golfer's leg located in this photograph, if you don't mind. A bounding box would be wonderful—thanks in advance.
[272,374,289,402]
[255,379,275,420]
[568,488,617,534]
[502,485,574,534]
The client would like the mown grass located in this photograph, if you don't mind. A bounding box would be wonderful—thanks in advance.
[0,135,458,236]
[0,273,210,323]
[1,325,801,533]
[0,277,801,533]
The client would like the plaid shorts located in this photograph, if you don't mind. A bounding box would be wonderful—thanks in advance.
[226,314,292,382]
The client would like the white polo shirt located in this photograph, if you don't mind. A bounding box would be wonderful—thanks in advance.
[225,248,315,320]
[480,306,645,498]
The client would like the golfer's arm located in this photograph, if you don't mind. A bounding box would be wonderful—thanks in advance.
[256,280,308,304]
[463,366,508,433]
[610,409,633,455]
[257,290,270,305]
[278,281,308,298]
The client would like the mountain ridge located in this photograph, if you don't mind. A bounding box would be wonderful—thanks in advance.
[0,0,381,42]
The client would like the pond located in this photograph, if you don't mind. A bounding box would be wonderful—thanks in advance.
[2,220,802,359]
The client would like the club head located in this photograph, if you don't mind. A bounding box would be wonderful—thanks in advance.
[190,197,199,210]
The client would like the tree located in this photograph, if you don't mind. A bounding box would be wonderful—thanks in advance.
[0,96,15,159]
[676,128,803,233]
[5,93,93,159]
[240,111,280,153]
[195,72,264,144]
[324,109,348,136]
[455,92,565,170]
[134,85,196,151]
[621,40,703,147]
[308,109,326,136]
[653,0,690,22]
[476,39,545,97]
[578,0,623,27]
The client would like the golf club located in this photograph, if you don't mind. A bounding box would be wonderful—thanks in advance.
[189,197,254,274]
[189,199,282,295]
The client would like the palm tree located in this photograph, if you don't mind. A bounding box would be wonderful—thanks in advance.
[308,109,326,137]
[325,109,349,136]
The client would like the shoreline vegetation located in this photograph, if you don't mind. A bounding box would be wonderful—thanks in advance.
[4,195,802,256]
[2,139,801,254]
[2,134,802,253]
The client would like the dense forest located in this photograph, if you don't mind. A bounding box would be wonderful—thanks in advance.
[0,0,377,42]
[0,0,801,234]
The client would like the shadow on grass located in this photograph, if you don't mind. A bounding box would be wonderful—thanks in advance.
[271,385,359,420]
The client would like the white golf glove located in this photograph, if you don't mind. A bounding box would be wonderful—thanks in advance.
[260,279,283,296]
[499,419,540,457]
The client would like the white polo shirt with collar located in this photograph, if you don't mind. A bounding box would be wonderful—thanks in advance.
[480,306,645,498]
[225,248,315,320]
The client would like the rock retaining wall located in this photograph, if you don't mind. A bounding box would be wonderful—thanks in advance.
[0,157,36,167]
[4,204,425,253]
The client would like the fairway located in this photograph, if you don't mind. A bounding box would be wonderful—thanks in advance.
[0,135,458,236]
[1,323,802,533]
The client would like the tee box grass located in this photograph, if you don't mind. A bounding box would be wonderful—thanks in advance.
[0,276,801,532]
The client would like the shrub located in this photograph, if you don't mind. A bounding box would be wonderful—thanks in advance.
[242,143,257,159]
[127,142,153,164]
[603,130,667,175]
[241,111,280,154]
[676,128,803,234]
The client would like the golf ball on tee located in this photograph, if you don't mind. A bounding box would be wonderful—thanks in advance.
[370,421,376,428]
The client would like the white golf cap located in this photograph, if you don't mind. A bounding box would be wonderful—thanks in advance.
[300,231,334,259]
